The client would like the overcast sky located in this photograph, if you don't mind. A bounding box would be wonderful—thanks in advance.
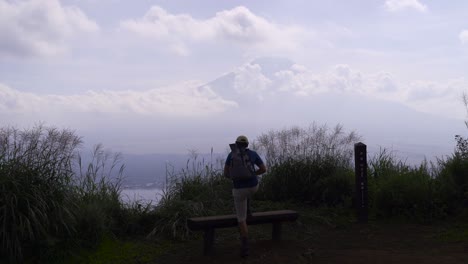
[1,0,468,158]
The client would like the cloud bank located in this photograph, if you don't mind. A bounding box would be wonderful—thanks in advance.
[460,30,468,45]
[3,59,465,121]
[0,82,237,116]
[120,6,308,56]
[0,0,99,57]
[227,60,466,119]
[384,0,428,13]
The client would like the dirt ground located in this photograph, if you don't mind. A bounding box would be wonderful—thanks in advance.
[155,221,468,264]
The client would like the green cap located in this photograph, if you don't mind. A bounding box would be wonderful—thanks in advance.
[236,135,249,144]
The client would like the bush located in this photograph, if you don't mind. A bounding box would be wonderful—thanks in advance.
[369,149,445,221]
[253,123,359,206]
[148,155,232,240]
[435,153,468,213]
[73,144,125,246]
[0,125,81,262]
[113,201,158,236]
[0,125,127,262]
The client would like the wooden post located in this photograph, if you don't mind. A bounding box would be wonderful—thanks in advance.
[354,142,368,223]
[203,228,215,255]
[272,222,282,240]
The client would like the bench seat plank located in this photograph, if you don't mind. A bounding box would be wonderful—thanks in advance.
[187,210,298,230]
[187,210,299,255]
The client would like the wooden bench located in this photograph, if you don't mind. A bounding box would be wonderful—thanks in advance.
[187,210,299,255]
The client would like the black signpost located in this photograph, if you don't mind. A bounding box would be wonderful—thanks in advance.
[354,142,368,223]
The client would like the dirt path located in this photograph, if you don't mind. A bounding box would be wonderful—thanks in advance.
[155,222,468,264]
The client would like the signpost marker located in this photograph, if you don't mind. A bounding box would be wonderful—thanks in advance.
[354,142,368,223]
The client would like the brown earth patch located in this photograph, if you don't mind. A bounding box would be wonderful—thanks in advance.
[154,221,468,264]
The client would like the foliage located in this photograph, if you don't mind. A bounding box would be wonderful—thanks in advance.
[5,120,468,262]
[253,123,359,206]
[148,154,232,240]
[63,235,169,264]
[0,125,81,262]
[0,125,126,263]
[370,152,439,221]
[252,123,359,168]
[438,221,468,243]
[435,154,468,213]
[73,144,125,246]
[455,135,468,158]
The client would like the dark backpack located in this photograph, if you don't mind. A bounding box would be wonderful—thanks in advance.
[227,143,255,180]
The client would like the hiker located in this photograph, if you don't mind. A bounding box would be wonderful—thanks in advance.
[224,135,267,257]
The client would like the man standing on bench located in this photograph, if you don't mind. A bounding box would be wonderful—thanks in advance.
[224,135,267,258]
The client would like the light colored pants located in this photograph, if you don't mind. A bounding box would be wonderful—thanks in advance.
[232,185,259,222]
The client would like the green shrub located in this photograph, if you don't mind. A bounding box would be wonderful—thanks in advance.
[374,168,434,220]
[435,153,468,213]
[320,168,354,207]
[253,123,359,206]
[73,144,125,245]
[148,156,232,240]
[113,200,158,236]
[0,125,81,262]
[257,157,354,206]
[369,149,445,221]
[0,126,128,262]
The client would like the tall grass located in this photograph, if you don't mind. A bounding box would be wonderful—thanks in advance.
[0,125,81,262]
[0,125,126,262]
[72,144,125,246]
[368,149,445,221]
[434,153,468,214]
[253,123,359,206]
[149,152,231,240]
[3,122,468,261]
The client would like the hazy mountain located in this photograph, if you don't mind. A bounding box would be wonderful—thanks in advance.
[116,57,465,186]
[204,56,465,153]
[121,152,226,187]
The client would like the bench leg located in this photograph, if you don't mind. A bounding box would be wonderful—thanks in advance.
[272,222,282,240]
[203,228,215,255]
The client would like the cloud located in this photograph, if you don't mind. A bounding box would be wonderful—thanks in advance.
[273,64,366,96]
[120,6,309,56]
[274,66,321,96]
[384,0,428,12]
[1,56,466,123]
[221,59,465,118]
[233,63,273,98]
[406,78,467,101]
[405,78,467,119]
[0,0,99,57]
[459,30,468,45]
[0,82,237,116]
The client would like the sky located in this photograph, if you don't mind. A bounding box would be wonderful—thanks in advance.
[1,0,468,161]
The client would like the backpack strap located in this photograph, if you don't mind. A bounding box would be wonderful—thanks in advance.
[241,149,255,174]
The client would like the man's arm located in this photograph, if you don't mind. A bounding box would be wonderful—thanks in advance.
[255,163,267,175]
[224,164,230,178]
[224,153,232,178]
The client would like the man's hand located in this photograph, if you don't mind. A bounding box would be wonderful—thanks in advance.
[255,164,267,175]
[223,165,230,178]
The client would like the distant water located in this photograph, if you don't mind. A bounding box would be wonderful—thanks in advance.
[120,188,164,205]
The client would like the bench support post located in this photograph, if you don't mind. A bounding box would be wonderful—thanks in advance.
[203,228,215,255]
[188,210,298,255]
[272,222,282,240]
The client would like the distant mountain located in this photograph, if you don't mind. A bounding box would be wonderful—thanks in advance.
[204,56,294,105]
[117,57,465,185]
[202,56,465,162]
[249,57,294,78]
[121,152,226,187]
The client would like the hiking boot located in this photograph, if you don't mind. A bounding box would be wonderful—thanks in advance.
[240,237,249,257]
